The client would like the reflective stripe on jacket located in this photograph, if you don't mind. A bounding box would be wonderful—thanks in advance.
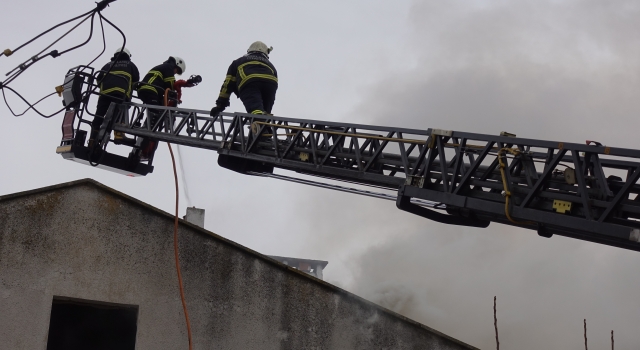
[138,62,176,96]
[216,52,277,107]
[98,59,140,99]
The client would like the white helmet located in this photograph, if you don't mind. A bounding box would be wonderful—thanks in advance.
[172,56,186,75]
[247,41,273,57]
[114,47,131,57]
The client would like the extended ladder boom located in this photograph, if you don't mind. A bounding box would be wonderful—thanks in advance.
[58,99,640,252]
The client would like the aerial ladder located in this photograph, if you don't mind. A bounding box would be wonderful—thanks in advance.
[55,65,640,252]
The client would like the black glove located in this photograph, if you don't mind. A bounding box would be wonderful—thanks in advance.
[210,105,225,116]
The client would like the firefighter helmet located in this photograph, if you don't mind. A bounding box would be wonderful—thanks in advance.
[114,47,131,58]
[172,56,186,75]
[247,41,273,57]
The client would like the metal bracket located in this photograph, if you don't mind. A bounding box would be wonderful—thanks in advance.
[427,129,452,149]
[431,129,453,137]
[405,175,425,188]
[500,131,517,137]
[553,200,572,214]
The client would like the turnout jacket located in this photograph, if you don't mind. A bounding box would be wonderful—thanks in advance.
[97,57,140,100]
[137,61,177,97]
[215,52,278,107]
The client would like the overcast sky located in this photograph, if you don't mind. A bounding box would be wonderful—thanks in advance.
[2,0,640,348]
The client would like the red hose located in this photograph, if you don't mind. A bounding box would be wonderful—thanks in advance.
[165,88,193,350]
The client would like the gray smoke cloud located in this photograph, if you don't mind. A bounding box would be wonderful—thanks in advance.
[303,0,640,348]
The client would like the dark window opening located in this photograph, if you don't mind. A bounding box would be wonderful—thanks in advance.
[46,296,138,350]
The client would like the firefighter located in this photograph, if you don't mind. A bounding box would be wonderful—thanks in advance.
[136,56,186,159]
[210,41,278,116]
[89,47,139,147]
[137,56,186,109]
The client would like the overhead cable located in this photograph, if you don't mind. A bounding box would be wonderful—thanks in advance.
[0,0,123,119]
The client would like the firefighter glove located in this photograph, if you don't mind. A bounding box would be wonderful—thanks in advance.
[210,106,225,116]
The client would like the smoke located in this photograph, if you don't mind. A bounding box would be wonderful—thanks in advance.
[365,283,416,316]
[362,0,640,145]
[176,145,193,207]
[305,0,640,349]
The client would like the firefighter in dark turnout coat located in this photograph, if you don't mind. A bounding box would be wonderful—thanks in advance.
[89,48,139,146]
[210,41,278,116]
[136,56,186,158]
[137,56,186,107]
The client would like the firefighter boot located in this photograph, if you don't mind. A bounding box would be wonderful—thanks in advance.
[140,139,158,162]
[88,115,105,149]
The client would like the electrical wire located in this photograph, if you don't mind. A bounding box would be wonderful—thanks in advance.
[88,12,126,98]
[83,15,107,70]
[168,142,194,350]
[3,12,97,87]
[0,8,95,58]
[0,0,122,119]
[1,85,64,118]
[1,11,102,118]
[2,90,57,117]
[4,12,94,80]
[54,13,97,57]
[0,0,115,58]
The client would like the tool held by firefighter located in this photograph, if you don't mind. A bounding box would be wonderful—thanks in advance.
[170,74,203,106]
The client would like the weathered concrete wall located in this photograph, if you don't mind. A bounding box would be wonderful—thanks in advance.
[0,180,477,350]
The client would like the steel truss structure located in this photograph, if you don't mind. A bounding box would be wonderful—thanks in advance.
[60,101,640,252]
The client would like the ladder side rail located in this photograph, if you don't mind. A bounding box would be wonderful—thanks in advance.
[452,130,640,159]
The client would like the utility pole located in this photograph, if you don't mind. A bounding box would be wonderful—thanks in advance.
[611,330,614,350]
[494,296,499,350]
[584,319,588,350]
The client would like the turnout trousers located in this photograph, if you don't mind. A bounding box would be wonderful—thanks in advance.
[90,95,121,142]
[93,95,121,129]
[239,80,277,114]
[136,89,163,159]
[137,90,162,128]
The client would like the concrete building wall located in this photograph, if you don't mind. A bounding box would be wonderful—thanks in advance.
[0,180,477,350]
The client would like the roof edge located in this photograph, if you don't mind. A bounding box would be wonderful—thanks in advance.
[0,178,101,202]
